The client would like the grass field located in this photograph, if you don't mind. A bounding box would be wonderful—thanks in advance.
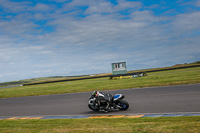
[1,66,200,133]
[1,63,199,87]
[0,116,200,133]
[0,67,200,99]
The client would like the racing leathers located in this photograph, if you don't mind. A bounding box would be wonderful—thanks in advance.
[91,91,113,112]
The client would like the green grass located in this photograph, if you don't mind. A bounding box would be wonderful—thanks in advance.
[0,117,200,133]
[0,67,200,99]
[1,63,199,87]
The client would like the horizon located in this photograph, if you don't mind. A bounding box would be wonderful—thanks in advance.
[0,0,200,82]
[1,61,199,83]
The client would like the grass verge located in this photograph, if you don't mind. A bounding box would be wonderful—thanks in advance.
[0,116,200,133]
[0,67,200,98]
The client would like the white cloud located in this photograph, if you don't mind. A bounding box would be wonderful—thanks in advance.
[197,0,200,7]
[85,1,114,14]
[31,3,57,12]
[61,0,142,14]
[49,0,70,3]
[0,0,31,13]
[0,0,200,82]
[115,0,142,10]
[172,11,200,31]
[0,19,38,38]
[32,3,51,12]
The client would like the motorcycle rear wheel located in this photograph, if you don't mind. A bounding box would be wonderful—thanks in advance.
[117,99,129,110]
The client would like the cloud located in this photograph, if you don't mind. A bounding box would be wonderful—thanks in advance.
[85,1,114,14]
[32,3,52,12]
[0,0,31,13]
[115,0,142,10]
[196,0,200,7]
[60,0,142,14]
[49,0,71,3]
[0,19,38,37]
[170,11,200,38]
[0,0,200,82]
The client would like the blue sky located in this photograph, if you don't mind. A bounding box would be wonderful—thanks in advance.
[0,0,200,82]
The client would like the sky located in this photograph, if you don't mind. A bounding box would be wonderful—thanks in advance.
[0,0,200,82]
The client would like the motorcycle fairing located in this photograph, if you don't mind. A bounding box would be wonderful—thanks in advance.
[113,94,124,101]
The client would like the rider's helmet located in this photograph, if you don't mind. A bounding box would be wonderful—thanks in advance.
[92,90,99,97]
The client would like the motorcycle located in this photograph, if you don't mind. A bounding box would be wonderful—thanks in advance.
[88,94,129,112]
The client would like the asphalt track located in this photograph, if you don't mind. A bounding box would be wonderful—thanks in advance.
[0,84,200,117]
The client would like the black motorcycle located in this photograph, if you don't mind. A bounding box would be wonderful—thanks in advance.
[88,94,129,112]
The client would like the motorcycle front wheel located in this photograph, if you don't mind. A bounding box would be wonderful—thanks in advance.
[88,104,99,111]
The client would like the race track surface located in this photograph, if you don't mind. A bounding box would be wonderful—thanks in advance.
[0,84,200,116]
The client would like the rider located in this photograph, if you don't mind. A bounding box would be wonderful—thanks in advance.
[91,90,113,112]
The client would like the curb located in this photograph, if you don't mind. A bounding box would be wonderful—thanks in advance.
[1,113,200,120]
